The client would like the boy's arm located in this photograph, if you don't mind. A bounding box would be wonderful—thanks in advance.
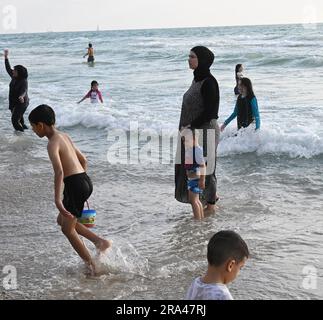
[196,148,205,189]
[75,147,87,171]
[199,163,206,190]
[47,143,74,218]
[66,135,88,171]
[83,49,89,58]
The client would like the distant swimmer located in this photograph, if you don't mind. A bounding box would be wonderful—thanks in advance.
[221,77,260,132]
[28,105,112,275]
[78,80,104,104]
[234,64,244,95]
[3,49,29,132]
[83,43,95,63]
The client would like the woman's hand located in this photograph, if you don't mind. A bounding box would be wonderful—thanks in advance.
[4,49,8,58]
[220,124,226,132]
[18,96,24,103]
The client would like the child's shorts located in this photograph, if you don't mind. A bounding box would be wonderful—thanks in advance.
[187,178,203,194]
[63,172,93,218]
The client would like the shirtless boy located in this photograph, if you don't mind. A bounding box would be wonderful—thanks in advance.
[29,104,111,274]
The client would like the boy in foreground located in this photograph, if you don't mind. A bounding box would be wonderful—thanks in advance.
[185,230,249,300]
[29,105,111,274]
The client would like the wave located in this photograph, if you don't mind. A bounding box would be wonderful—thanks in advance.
[254,55,323,68]
[50,103,323,159]
[52,102,129,130]
[218,126,323,159]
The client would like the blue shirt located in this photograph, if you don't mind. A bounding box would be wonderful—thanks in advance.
[224,96,260,130]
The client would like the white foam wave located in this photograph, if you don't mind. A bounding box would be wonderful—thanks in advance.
[218,126,323,159]
[45,101,323,159]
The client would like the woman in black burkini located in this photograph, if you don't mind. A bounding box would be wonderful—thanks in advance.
[4,49,29,132]
[175,46,220,215]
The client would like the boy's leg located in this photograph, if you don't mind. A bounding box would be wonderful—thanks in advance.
[57,213,111,252]
[189,190,202,220]
[198,200,204,219]
[59,214,93,264]
[75,222,112,251]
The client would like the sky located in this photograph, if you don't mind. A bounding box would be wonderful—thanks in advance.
[0,0,322,33]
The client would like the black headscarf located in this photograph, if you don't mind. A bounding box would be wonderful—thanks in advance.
[191,46,214,82]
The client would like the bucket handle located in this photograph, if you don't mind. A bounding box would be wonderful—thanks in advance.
[85,200,90,210]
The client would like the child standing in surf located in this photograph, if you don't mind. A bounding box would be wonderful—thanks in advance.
[29,105,111,275]
[181,128,206,220]
[221,77,260,131]
[83,43,95,63]
[78,80,104,104]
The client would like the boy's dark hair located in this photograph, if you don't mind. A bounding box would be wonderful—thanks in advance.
[14,65,28,79]
[28,104,56,126]
[91,80,98,87]
[207,231,249,266]
[89,43,92,48]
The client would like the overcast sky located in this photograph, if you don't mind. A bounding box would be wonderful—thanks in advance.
[0,0,322,33]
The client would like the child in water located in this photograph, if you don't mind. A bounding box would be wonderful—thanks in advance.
[181,128,206,220]
[83,43,95,63]
[222,77,260,131]
[78,80,104,104]
[29,105,111,275]
[185,230,249,300]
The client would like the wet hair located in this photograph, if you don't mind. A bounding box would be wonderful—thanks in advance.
[91,80,99,87]
[235,64,243,76]
[14,65,28,79]
[89,43,92,48]
[28,104,56,126]
[207,231,249,267]
[239,77,255,99]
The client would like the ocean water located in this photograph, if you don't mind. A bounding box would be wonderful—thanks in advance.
[0,23,323,300]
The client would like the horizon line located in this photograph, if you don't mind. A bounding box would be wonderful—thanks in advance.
[0,21,321,36]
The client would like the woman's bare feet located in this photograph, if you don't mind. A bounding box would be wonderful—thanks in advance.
[203,204,219,217]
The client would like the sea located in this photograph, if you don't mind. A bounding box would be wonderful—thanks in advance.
[0,23,323,300]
